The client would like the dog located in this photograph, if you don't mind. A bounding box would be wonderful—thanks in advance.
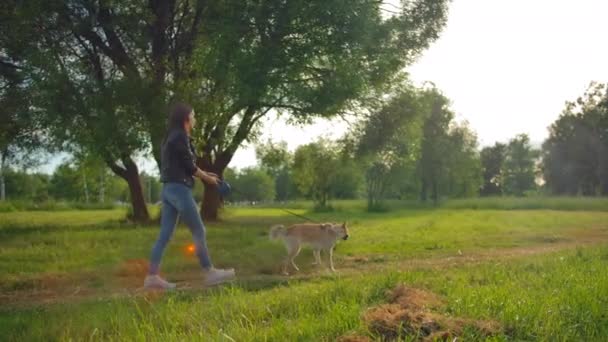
[269,222,349,275]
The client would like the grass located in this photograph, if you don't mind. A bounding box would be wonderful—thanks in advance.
[0,200,119,212]
[231,196,608,212]
[441,196,608,211]
[1,198,608,341]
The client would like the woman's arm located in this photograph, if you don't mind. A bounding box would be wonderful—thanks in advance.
[170,132,220,186]
[194,168,219,185]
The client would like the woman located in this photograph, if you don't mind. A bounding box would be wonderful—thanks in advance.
[144,103,235,289]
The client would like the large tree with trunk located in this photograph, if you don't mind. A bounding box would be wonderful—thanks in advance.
[1,0,449,220]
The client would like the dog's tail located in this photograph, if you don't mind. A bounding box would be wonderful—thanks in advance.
[269,224,287,240]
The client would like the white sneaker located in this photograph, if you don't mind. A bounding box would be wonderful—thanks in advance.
[144,275,177,290]
[204,268,236,286]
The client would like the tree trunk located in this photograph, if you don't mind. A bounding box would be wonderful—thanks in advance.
[82,171,89,203]
[432,179,439,205]
[202,181,221,221]
[105,156,150,223]
[420,178,427,202]
[99,172,105,203]
[197,153,231,222]
[0,151,5,201]
[124,160,150,222]
[0,171,5,201]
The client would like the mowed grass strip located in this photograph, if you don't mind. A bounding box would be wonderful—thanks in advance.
[1,205,607,293]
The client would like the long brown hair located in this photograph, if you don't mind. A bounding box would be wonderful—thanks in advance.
[167,102,193,132]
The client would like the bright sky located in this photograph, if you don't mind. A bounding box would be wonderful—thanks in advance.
[38,0,608,174]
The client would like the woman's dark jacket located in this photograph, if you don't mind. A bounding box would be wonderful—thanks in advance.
[160,128,198,188]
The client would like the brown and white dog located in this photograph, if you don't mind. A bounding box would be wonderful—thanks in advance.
[269,222,349,275]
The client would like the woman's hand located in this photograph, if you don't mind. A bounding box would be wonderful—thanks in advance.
[201,171,220,186]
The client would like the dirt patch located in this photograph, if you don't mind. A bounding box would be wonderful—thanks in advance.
[344,256,370,263]
[348,284,502,341]
[116,259,149,278]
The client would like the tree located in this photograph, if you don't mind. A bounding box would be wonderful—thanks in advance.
[141,172,162,204]
[542,82,608,195]
[3,169,50,202]
[226,167,275,202]
[2,0,449,220]
[480,143,507,196]
[417,88,481,203]
[0,27,44,201]
[353,83,425,209]
[332,154,363,199]
[1,1,151,220]
[256,141,294,201]
[418,88,453,204]
[49,163,82,201]
[292,140,340,209]
[503,134,538,196]
[443,122,482,198]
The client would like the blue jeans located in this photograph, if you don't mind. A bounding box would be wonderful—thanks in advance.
[149,182,213,274]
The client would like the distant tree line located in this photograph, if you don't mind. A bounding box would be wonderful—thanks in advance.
[222,82,608,210]
[3,82,605,211]
[2,158,161,206]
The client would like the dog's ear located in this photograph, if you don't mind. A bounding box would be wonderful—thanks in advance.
[342,222,347,228]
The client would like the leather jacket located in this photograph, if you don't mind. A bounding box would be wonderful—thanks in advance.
[160,128,198,188]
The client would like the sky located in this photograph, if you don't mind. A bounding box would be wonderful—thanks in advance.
[38,0,608,174]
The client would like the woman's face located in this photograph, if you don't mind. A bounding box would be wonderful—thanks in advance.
[185,110,196,133]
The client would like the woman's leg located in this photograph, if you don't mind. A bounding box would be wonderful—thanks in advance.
[171,185,213,270]
[149,188,179,275]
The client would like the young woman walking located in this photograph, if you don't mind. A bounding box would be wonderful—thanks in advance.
[144,103,235,289]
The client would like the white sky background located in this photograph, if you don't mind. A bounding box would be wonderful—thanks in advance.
[38,0,608,174]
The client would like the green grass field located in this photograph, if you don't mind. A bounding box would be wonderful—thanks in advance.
[1,198,608,341]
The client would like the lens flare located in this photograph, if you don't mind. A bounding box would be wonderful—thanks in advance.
[186,244,195,253]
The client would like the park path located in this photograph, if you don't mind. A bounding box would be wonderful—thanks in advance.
[2,228,607,309]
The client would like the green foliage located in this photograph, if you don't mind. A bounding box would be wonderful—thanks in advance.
[417,87,482,203]
[255,141,297,200]
[3,169,49,202]
[542,82,608,196]
[292,139,341,208]
[503,134,539,196]
[0,0,450,220]
[2,161,132,205]
[480,143,507,196]
[354,84,426,209]
[225,167,275,202]
[443,122,483,198]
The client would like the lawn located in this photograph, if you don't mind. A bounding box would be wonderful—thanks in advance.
[1,198,608,341]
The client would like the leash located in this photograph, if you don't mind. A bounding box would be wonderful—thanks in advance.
[227,183,318,223]
[278,208,319,223]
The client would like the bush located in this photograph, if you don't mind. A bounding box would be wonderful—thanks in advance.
[0,201,17,212]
